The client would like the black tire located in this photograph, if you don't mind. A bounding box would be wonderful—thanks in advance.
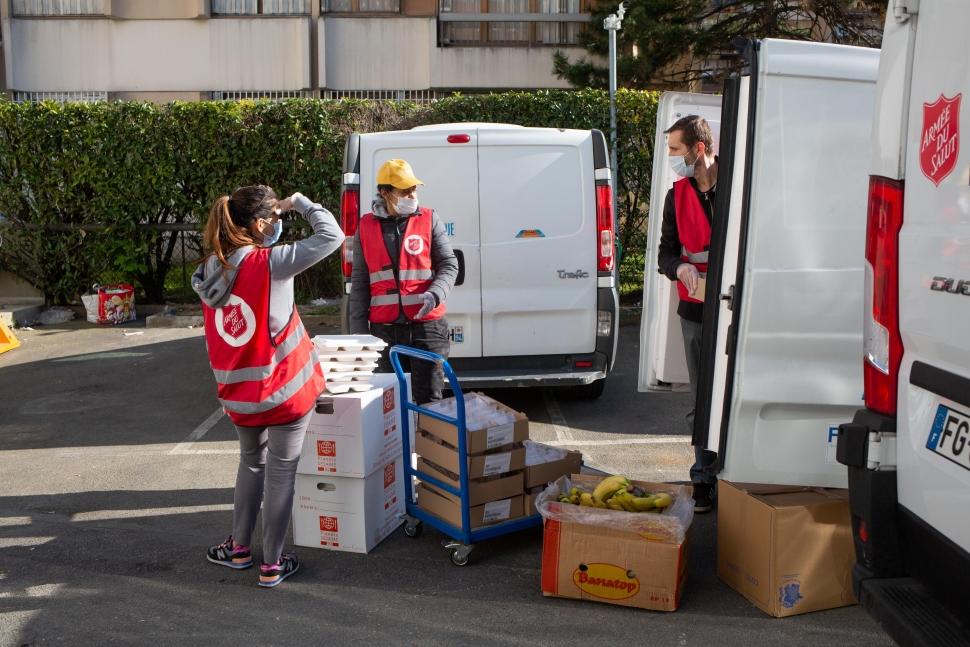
[573,378,606,399]
[450,549,470,567]
[403,523,422,538]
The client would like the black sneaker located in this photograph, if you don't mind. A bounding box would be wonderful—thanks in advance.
[258,553,300,588]
[693,484,714,513]
[206,535,253,570]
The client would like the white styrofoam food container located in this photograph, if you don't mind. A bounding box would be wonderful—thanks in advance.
[313,334,387,353]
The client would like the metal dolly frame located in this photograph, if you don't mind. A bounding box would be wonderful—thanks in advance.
[390,345,542,566]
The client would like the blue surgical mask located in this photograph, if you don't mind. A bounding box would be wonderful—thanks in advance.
[669,154,695,178]
[261,219,282,247]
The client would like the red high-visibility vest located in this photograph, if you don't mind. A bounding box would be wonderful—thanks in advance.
[357,207,446,323]
[202,247,324,426]
[673,178,711,304]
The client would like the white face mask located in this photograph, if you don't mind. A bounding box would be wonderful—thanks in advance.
[395,196,419,214]
[669,154,695,178]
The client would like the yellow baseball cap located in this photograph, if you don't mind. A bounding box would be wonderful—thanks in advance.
[376,159,424,189]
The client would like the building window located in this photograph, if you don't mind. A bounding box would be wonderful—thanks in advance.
[211,0,310,15]
[209,90,315,101]
[439,0,588,46]
[13,91,108,103]
[325,0,400,13]
[12,0,105,16]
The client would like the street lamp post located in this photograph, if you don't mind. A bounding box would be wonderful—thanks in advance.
[604,2,625,226]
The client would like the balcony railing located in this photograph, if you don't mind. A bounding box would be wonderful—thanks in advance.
[12,0,106,16]
[211,0,311,14]
[438,0,588,46]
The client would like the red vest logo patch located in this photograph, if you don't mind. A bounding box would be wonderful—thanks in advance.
[404,234,424,255]
[215,295,256,347]
[920,93,961,187]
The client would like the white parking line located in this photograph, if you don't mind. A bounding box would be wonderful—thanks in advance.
[543,436,691,447]
[169,408,225,455]
[542,390,573,442]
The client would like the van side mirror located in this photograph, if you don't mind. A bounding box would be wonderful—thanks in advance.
[454,249,465,287]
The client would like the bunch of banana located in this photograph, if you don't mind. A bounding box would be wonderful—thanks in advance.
[555,475,674,514]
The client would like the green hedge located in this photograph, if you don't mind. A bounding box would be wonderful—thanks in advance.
[0,90,658,304]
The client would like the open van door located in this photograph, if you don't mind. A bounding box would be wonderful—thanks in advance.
[358,127,483,358]
[695,40,880,488]
[638,93,722,392]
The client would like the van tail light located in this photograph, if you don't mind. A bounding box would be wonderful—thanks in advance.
[340,188,360,278]
[596,184,615,272]
[863,176,904,416]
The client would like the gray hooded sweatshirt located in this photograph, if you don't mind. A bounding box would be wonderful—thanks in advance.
[192,194,345,336]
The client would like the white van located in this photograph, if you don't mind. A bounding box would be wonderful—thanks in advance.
[835,1,970,644]
[639,39,880,487]
[339,124,618,396]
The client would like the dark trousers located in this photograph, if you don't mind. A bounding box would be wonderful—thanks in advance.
[370,318,450,405]
[681,316,718,487]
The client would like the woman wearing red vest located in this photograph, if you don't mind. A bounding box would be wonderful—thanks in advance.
[349,159,459,403]
[657,115,719,514]
[192,185,343,587]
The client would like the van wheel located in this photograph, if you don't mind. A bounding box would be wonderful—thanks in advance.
[573,378,605,399]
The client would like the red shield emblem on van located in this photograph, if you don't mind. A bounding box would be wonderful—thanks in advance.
[222,304,248,339]
[920,94,961,187]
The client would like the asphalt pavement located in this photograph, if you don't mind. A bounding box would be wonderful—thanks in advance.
[0,318,893,646]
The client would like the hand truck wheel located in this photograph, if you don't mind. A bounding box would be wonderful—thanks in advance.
[449,545,473,567]
[402,515,422,538]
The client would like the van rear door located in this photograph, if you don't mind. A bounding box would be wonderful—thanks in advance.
[638,92,723,392]
[698,39,880,488]
[477,128,597,356]
[358,128,482,358]
[896,1,970,555]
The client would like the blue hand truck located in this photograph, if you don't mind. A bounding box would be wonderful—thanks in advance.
[389,345,542,566]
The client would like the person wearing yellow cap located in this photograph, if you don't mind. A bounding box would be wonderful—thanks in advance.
[349,159,458,403]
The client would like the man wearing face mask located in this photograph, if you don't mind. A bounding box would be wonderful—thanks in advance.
[657,115,719,513]
[349,159,458,404]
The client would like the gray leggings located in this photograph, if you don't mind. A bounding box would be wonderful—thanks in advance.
[232,410,312,565]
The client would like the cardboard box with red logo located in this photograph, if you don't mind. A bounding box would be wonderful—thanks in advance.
[539,476,693,612]
[292,457,405,554]
[296,372,412,478]
[716,481,856,617]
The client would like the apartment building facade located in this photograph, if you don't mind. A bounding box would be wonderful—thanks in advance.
[0,0,592,102]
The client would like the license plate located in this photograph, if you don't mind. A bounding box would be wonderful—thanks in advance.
[925,403,970,472]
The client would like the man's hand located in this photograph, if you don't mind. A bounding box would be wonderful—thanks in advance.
[415,292,437,319]
[676,263,700,296]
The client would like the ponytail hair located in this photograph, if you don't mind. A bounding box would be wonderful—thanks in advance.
[203,185,278,269]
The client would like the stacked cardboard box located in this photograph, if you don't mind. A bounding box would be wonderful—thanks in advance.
[291,371,411,554]
[523,440,583,515]
[413,393,530,528]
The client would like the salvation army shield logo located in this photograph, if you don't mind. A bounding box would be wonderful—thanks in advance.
[920,93,962,187]
[404,234,425,256]
[215,295,256,347]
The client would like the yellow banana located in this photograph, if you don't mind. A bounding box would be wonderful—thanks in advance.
[615,491,639,513]
[592,475,630,504]
[592,498,608,509]
[653,492,673,509]
[606,496,625,511]
[579,492,595,507]
[632,495,657,512]
[569,493,581,505]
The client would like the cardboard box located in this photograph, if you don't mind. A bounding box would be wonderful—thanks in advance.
[524,445,583,489]
[292,457,405,554]
[418,394,529,455]
[524,486,546,516]
[297,372,411,477]
[415,482,524,529]
[541,519,688,612]
[416,457,524,506]
[415,430,526,478]
[717,481,857,617]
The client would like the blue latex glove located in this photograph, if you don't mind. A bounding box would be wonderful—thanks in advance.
[415,292,436,319]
